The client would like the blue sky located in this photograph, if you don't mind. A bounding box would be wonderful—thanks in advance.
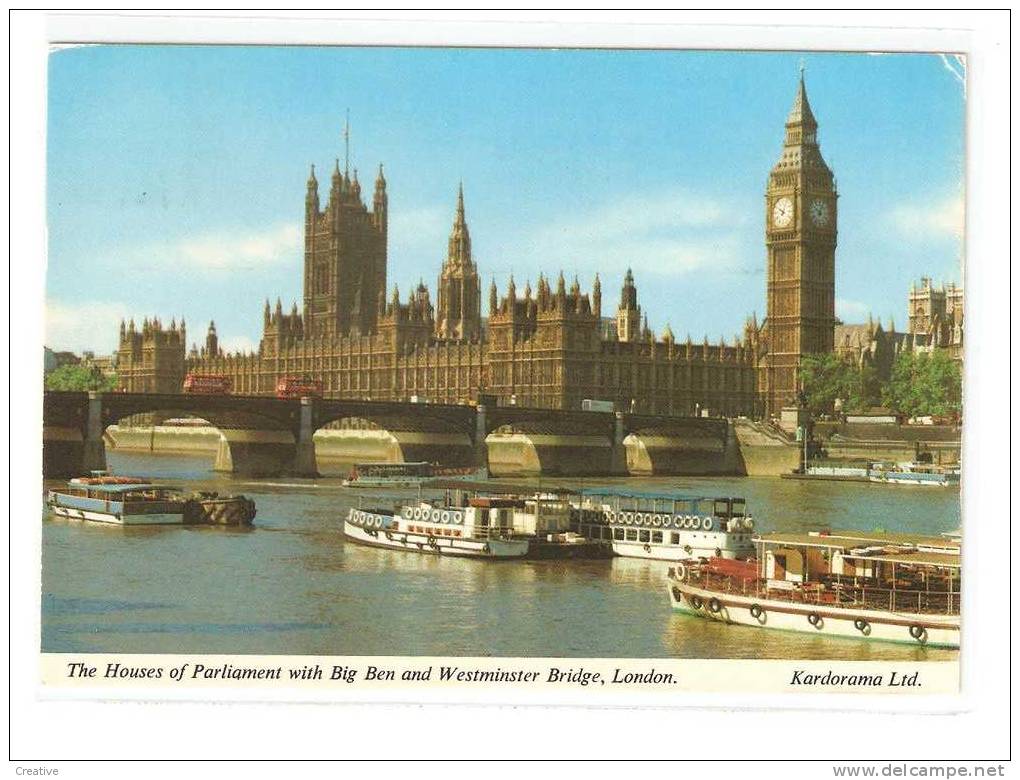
[46,46,965,354]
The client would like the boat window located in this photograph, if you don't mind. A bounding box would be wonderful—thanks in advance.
[713,498,731,518]
[652,531,663,544]
[614,528,625,541]
[671,532,680,545]
[639,530,650,543]
[625,529,637,542]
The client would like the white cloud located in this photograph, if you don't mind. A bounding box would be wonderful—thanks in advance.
[890,196,964,242]
[836,298,870,322]
[505,189,747,279]
[45,299,131,354]
[219,334,259,354]
[175,223,301,271]
[87,223,303,275]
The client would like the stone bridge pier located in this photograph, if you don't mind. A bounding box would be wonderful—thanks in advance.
[214,397,319,478]
[43,391,108,478]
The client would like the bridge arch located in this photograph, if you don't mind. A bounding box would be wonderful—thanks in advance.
[43,392,307,478]
[310,402,478,471]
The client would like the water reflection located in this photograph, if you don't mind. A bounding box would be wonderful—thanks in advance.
[40,451,960,659]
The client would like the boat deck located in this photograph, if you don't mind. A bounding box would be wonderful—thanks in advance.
[673,568,960,616]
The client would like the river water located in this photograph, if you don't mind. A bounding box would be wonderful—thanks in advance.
[42,452,961,660]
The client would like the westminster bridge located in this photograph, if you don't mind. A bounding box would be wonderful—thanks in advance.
[42,391,740,478]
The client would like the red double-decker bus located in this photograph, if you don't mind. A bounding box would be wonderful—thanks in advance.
[183,374,233,395]
[275,376,323,399]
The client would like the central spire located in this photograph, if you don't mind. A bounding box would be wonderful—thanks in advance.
[446,182,471,268]
[786,68,817,130]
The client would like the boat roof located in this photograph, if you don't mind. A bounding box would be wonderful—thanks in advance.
[757,530,960,552]
[356,461,430,467]
[423,479,580,495]
[580,487,745,503]
[841,550,961,569]
[66,482,179,493]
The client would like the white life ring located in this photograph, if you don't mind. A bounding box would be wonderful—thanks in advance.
[702,516,714,531]
[441,511,450,524]
[606,511,616,524]
[636,513,647,526]
[652,514,662,527]
[675,563,687,581]
[431,510,441,522]
[453,511,462,524]
[661,516,672,529]
[623,513,632,525]
[412,507,422,520]
[402,506,413,520]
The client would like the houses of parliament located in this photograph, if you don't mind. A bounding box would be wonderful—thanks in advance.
[114,76,928,419]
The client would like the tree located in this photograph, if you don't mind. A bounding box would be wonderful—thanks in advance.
[45,364,119,392]
[798,353,879,416]
[882,350,962,418]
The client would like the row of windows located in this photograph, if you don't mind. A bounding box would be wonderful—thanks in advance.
[580,525,748,545]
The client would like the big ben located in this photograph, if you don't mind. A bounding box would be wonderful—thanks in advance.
[761,71,837,418]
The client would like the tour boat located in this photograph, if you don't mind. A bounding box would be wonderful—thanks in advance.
[666,530,960,648]
[343,498,529,559]
[792,461,960,487]
[868,462,960,487]
[572,490,756,562]
[341,461,435,488]
[341,462,486,489]
[343,480,609,559]
[47,474,186,525]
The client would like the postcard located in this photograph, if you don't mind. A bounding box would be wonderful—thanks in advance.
[11,9,1012,766]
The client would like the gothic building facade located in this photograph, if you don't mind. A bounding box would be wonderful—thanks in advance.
[117,76,865,419]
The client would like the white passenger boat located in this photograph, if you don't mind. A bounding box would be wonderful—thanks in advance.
[341,461,434,488]
[344,497,529,559]
[796,461,960,487]
[666,530,960,648]
[868,462,960,487]
[341,462,486,489]
[573,490,755,562]
[47,474,186,525]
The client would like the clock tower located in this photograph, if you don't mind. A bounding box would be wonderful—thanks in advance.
[761,71,837,417]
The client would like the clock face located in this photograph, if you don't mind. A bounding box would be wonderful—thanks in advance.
[772,197,794,228]
[810,198,830,227]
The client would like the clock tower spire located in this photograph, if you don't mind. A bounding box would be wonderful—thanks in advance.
[761,70,838,418]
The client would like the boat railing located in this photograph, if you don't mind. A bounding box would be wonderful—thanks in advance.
[676,568,959,616]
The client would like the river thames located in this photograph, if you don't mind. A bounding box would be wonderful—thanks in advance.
[42,452,961,660]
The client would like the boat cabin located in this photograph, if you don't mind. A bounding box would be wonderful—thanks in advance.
[55,480,184,511]
[410,480,578,538]
[349,462,433,480]
[754,530,960,614]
